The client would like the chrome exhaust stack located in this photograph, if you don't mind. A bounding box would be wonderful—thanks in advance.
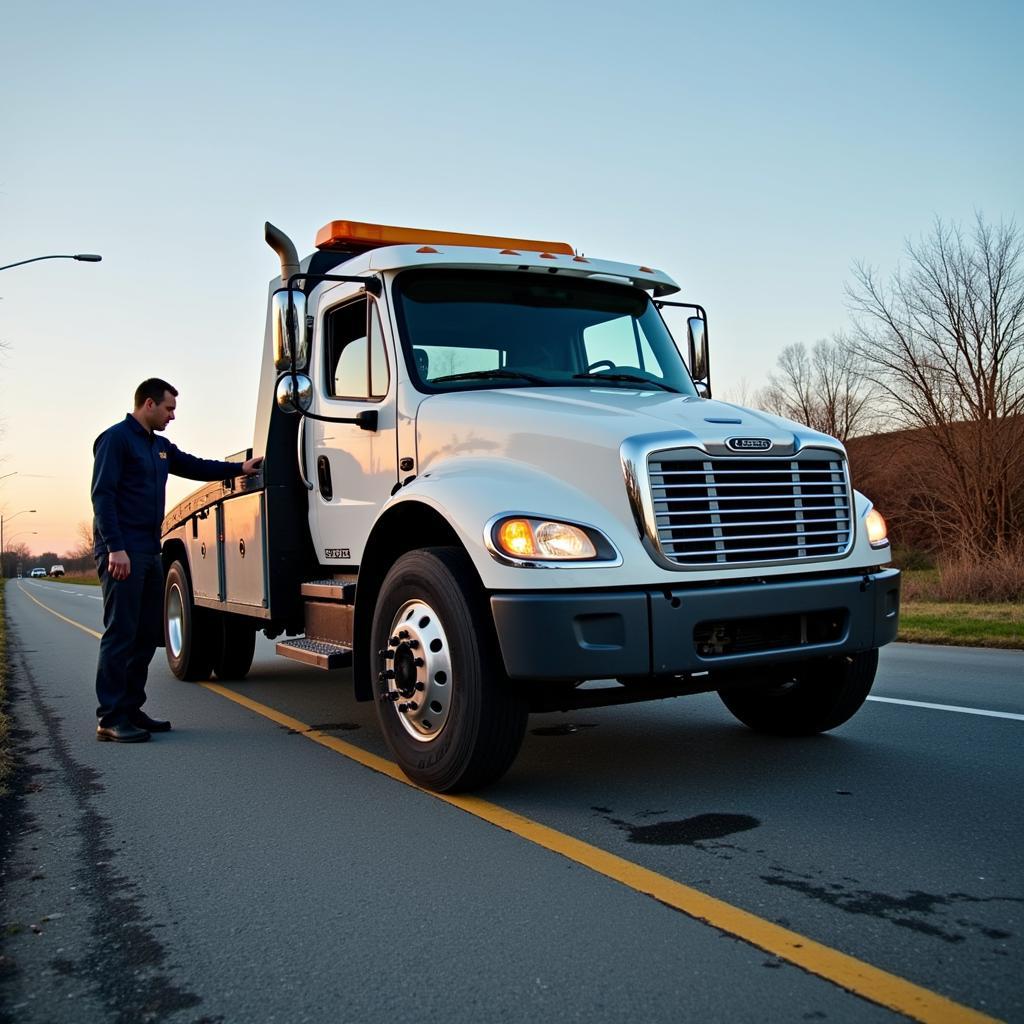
[265,221,300,285]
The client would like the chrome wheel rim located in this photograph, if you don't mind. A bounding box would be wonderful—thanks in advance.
[167,582,184,659]
[380,599,453,742]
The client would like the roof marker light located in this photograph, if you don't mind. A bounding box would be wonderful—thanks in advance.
[639,266,654,273]
[573,256,590,263]
[500,249,520,255]
[315,219,574,255]
[416,246,440,254]
[539,252,558,260]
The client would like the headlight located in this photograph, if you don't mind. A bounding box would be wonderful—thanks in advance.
[865,508,889,548]
[494,517,598,560]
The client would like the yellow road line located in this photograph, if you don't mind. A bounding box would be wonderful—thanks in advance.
[18,585,1002,1024]
[17,582,102,639]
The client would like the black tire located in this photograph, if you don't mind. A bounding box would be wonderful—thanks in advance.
[163,560,216,682]
[718,650,879,735]
[371,547,527,792]
[211,616,256,681]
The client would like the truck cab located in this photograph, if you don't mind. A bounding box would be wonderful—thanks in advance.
[161,219,900,792]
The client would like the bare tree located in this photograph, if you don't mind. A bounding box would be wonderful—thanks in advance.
[1,540,31,579]
[847,215,1024,556]
[756,333,876,443]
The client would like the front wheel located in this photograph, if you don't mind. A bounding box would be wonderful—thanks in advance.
[164,560,216,681]
[718,650,878,735]
[371,547,527,792]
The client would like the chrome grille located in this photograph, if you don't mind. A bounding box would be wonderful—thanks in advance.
[649,451,853,566]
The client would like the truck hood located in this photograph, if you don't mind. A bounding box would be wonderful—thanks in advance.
[415,386,840,469]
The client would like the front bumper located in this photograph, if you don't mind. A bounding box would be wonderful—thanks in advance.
[490,568,900,680]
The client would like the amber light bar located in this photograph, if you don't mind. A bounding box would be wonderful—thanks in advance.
[315,219,574,256]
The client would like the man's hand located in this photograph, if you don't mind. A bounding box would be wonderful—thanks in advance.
[242,456,264,476]
[108,550,131,581]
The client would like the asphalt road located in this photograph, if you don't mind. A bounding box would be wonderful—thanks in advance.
[1,578,1021,1024]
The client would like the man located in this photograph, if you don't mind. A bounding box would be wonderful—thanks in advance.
[91,378,263,742]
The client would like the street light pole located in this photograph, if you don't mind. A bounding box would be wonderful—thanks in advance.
[1,509,37,578]
[0,253,102,272]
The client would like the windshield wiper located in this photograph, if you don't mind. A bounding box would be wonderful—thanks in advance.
[431,369,551,385]
[571,372,679,393]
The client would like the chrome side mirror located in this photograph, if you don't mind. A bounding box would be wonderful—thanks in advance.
[272,289,309,371]
[687,316,710,393]
[275,372,313,414]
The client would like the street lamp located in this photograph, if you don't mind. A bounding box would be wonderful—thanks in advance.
[1,509,37,578]
[0,253,102,272]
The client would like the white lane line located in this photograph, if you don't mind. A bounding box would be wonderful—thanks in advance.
[88,594,102,600]
[867,696,1024,721]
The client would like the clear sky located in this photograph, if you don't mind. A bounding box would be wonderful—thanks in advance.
[1,0,1021,557]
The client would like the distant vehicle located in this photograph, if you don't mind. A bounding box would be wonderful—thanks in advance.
[29,567,47,578]
[49,564,65,577]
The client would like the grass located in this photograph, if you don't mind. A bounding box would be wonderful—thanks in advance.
[0,579,11,795]
[51,573,100,587]
[898,568,1024,649]
[898,601,1024,649]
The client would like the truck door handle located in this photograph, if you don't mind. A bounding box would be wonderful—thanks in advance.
[297,415,314,491]
[316,456,333,501]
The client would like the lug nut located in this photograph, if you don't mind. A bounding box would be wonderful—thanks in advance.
[380,691,400,703]
[406,639,419,649]
[389,636,400,647]
[378,649,396,660]
[414,658,424,668]
[399,630,410,640]
[415,682,425,691]
[384,669,395,679]
[397,703,409,713]
[407,701,418,711]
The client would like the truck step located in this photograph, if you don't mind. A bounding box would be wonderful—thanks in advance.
[300,577,357,603]
[275,636,353,670]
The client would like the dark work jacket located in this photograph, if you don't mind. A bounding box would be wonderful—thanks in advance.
[92,414,242,556]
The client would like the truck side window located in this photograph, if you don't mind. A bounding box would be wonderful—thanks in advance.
[325,298,390,400]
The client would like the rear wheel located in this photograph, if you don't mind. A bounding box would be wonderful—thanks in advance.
[211,616,256,681]
[164,560,216,681]
[718,650,878,735]
[371,547,527,792]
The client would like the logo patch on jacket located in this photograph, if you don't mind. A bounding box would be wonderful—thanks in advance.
[159,451,168,459]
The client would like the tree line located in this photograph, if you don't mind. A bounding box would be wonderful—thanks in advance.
[754,215,1023,561]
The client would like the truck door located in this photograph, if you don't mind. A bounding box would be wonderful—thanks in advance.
[305,284,398,566]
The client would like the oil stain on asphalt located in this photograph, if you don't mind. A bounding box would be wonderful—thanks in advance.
[609,812,761,846]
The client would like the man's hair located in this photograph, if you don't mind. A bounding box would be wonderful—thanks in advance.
[134,378,178,408]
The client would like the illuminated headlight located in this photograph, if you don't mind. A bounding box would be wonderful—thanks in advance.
[494,517,599,560]
[865,508,889,548]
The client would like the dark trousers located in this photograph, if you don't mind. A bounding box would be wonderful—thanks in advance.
[95,551,164,726]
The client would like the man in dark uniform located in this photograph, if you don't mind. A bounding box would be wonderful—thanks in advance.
[91,378,263,742]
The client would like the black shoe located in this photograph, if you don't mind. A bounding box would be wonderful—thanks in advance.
[129,711,172,733]
[97,722,151,743]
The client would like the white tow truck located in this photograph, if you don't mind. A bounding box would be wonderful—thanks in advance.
[160,219,900,791]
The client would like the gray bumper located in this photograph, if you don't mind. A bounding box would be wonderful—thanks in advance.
[490,568,901,680]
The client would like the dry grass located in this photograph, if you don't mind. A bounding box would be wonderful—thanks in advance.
[0,580,11,794]
[899,549,1024,604]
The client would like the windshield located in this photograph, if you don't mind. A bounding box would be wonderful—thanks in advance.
[391,269,698,396]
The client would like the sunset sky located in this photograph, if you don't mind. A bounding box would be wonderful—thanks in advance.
[2,0,1021,557]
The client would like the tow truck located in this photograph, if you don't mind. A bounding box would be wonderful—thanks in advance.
[160,219,900,791]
